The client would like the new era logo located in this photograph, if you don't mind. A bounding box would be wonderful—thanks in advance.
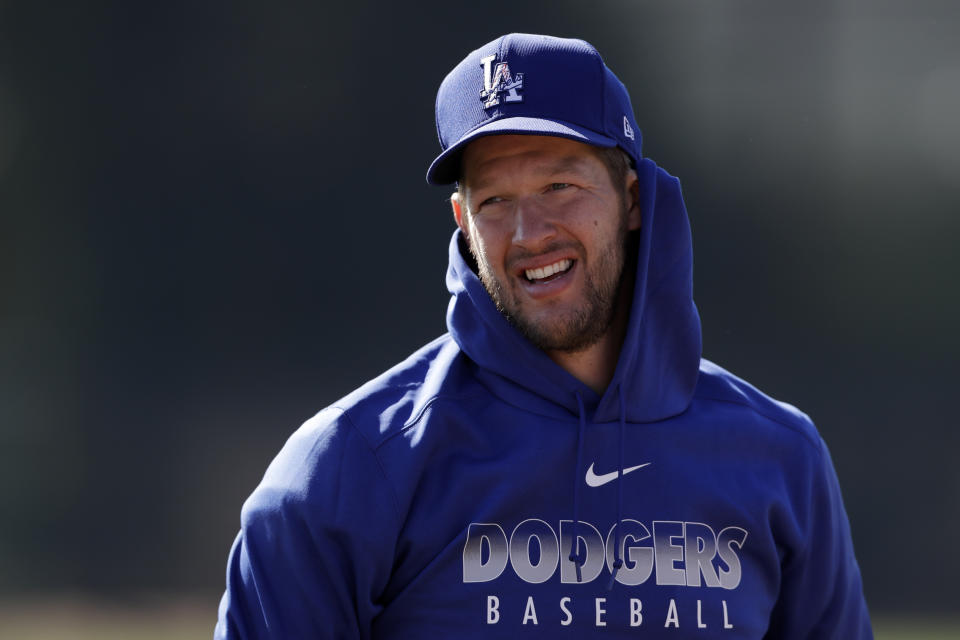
[623,116,635,141]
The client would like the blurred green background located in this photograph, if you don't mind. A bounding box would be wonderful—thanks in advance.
[1,0,958,636]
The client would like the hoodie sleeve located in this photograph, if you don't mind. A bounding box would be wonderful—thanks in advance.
[214,408,401,640]
[765,434,872,639]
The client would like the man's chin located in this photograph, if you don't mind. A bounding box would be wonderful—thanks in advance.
[508,310,602,354]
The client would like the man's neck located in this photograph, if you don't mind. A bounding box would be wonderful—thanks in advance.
[546,273,635,395]
[546,328,624,395]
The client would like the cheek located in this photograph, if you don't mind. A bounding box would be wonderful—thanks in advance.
[469,221,508,265]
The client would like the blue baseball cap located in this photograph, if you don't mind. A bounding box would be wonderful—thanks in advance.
[426,33,643,185]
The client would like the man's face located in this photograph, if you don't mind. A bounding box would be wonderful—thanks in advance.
[454,135,640,353]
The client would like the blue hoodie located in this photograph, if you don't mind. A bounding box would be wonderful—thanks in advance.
[215,159,872,638]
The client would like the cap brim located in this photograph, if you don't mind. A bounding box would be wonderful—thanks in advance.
[425,116,618,186]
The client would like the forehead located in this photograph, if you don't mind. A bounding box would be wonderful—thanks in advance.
[460,135,605,189]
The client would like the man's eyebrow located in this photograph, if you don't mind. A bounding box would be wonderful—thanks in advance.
[469,154,591,192]
[544,155,590,176]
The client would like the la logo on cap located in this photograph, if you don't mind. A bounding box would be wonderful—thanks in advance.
[479,54,524,108]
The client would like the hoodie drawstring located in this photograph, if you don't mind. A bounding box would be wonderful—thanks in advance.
[569,391,587,582]
[570,388,628,589]
[607,386,627,590]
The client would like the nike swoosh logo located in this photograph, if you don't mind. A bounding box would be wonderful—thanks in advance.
[585,462,651,488]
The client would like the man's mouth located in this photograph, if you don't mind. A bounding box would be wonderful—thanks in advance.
[524,258,574,283]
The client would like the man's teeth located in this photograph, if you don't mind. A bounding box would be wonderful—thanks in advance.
[525,259,573,281]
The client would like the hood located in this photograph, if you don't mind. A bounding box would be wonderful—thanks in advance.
[445,157,702,424]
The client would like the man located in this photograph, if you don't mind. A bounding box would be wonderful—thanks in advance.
[215,34,872,638]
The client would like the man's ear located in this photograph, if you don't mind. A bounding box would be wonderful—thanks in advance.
[451,191,469,238]
[625,169,641,231]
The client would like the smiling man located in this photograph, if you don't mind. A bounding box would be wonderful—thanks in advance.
[453,134,641,392]
[216,34,872,639]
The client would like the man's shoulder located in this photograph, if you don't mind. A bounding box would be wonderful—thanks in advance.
[241,334,478,518]
[692,358,822,453]
[321,333,482,447]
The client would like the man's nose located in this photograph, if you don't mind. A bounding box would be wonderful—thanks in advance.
[512,198,557,249]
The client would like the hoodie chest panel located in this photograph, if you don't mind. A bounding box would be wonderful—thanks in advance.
[371,401,783,638]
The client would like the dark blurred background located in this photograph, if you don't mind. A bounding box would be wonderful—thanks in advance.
[1,0,958,626]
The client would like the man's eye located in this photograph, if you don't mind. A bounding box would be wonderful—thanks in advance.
[480,196,504,207]
[549,183,570,191]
